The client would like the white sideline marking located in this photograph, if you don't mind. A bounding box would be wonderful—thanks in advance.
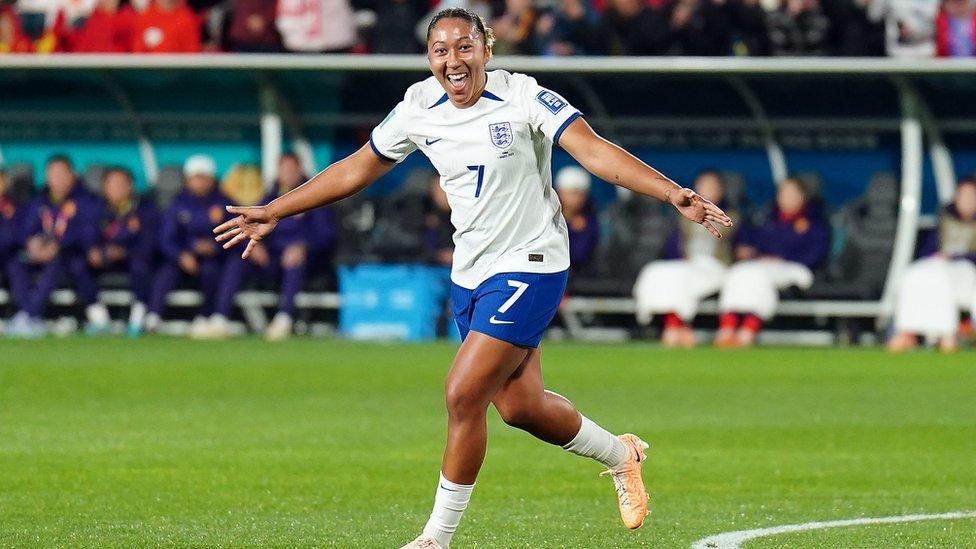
[691,511,976,549]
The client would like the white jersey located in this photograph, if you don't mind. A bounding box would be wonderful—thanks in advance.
[370,70,580,289]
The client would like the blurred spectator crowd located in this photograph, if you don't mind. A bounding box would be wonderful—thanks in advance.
[2,0,976,57]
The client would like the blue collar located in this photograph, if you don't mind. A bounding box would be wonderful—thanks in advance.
[428,89,504,109]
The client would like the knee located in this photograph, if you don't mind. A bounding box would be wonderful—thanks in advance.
[444,382,488,423]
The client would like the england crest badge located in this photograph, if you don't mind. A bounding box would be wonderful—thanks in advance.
[489,122,514,149]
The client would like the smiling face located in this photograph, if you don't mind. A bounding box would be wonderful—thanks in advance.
[427,17,492,109]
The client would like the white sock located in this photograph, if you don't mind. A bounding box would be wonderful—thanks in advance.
[86,303,110,327]
[421,472,475,548]
[144,312,160,332]
[128,302,147,327]
[562,414,629,470]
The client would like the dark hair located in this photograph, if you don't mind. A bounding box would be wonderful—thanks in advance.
[426,8,495,50]
[46,154,73,169]
[102,166,134,184]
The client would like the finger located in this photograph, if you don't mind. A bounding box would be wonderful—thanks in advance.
[242,239,258,259]
[704,203,733,225]
[213,216,243,234]
[214,226,242,243]
[702,220,722,239]
[226,205,256,216]
[222,232,250,250]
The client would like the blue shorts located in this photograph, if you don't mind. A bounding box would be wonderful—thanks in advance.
[451,270,568,348]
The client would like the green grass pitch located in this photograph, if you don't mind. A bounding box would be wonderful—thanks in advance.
[1,338,974,548]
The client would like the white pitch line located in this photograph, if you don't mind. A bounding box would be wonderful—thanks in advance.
[691,511,976,549]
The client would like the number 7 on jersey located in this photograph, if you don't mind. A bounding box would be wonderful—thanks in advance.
[467,165,486,198]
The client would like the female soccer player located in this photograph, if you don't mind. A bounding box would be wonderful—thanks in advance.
[214,8,732,547]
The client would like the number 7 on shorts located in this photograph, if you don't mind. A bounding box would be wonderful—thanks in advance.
[498,280,529,313]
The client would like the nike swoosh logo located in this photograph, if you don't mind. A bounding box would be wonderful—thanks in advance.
[439,483,457,492]
[425,138,442,145]
[489,316,514,325]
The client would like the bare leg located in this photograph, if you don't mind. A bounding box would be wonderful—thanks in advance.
[441,331,529,484]
[491,349,582,446]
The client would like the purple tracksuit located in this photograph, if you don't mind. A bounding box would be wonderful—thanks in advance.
[93,198,159,304]
[567,200,599,272]
[740,205,830,270]
[8,184,100,317]
[1,194,31,309]
[149,189,231,317]
[214,190,336,317]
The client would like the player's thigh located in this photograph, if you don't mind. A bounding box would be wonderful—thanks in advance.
[445,331,529,410]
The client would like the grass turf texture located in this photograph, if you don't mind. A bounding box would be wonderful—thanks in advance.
[1,339,974,548]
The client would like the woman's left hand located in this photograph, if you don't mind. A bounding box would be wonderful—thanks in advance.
[668,187,734,238]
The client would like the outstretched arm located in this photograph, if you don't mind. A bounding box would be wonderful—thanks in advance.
[558,117,733,237]
[214,144,394,258]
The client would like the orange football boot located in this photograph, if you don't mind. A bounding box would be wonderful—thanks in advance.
[600,434,650,529]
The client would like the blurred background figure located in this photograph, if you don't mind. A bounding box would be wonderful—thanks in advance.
[423,172,454,268]
[225,0,282,52]
[0,0,33,53]
[276,0,357,53]
[67,0,135,52]
[491,0,538,54]
[600,0,670,55]
[715,176,829,347]
[534,0,604,56]
[6,155,108,338]
[555,166,599,277]
[867,0,940,57]
[359,0,427,53]
[765,0,832,55]
[633,171,738,347]
[145,155,229,337]
[88,167,158,336]
[132,0,202,53]
[0,168,28,327]
[935,0,976,56]
[212,153,314,340]
[889,178,976,352]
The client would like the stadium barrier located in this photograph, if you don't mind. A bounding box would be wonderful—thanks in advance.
[4,56,976,340]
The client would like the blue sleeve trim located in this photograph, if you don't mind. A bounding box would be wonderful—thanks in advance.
[554,111,582,147]
[368,135,396,163]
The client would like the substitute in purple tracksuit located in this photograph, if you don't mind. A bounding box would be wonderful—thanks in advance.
[88,167,159,335]
[6,155,109,336]
[555,166,599,274]
[146,155,230,336]
[213,153,333,340]
[1,169,30,315]
[716,176,830,347]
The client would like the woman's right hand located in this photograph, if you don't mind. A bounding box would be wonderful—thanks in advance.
[213,205,279,259]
